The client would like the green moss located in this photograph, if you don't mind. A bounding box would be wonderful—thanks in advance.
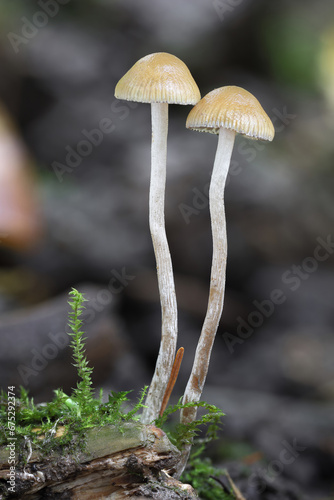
[182,446,234,500]
[0,289,147,461]
[155,398,224,451]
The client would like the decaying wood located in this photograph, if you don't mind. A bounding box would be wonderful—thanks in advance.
[0,423,198,499]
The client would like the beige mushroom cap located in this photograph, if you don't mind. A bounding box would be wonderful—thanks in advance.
[186,86,275,141]
[115,52,200,105]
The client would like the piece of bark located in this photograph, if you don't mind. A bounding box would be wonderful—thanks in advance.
[0,423,198,499]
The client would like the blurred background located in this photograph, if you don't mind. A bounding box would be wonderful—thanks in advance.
[0,0,333,498]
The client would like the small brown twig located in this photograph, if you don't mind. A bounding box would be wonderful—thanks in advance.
[224,470,247,500]
[159,347,184,417]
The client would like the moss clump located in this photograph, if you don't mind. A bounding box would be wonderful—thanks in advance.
[0,289,147,460]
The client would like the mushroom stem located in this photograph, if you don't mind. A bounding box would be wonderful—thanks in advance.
[176,127,235,477]
[141,102,178,424]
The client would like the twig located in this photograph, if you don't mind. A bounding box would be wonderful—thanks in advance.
[159,347,184,417]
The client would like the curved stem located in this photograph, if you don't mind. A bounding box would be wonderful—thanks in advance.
[176,127,235,477]
[141,102,178,424]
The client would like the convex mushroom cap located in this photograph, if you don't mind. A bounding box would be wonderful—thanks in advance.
[186,86,275,141]
[115,52,200,105]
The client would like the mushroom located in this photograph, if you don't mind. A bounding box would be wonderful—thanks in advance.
[0,102,41,249]
[177,86,274,475]
[115,53,200,423]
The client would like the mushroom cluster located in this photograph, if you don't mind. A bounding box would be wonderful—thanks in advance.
[115,55,274,471]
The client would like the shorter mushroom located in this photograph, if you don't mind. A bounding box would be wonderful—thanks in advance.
[176,86,274,477]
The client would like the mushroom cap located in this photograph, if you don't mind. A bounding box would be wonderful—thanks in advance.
[186,86,275,141]
[115,52,200,105]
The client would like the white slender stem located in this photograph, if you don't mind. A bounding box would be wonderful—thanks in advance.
[176,127,235,477]
[141,102,178,424]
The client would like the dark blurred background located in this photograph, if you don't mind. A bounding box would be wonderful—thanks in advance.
[0,1,333,498]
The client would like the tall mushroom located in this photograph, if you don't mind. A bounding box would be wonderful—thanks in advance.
[115,53,200,423]
[177,86,274,475]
